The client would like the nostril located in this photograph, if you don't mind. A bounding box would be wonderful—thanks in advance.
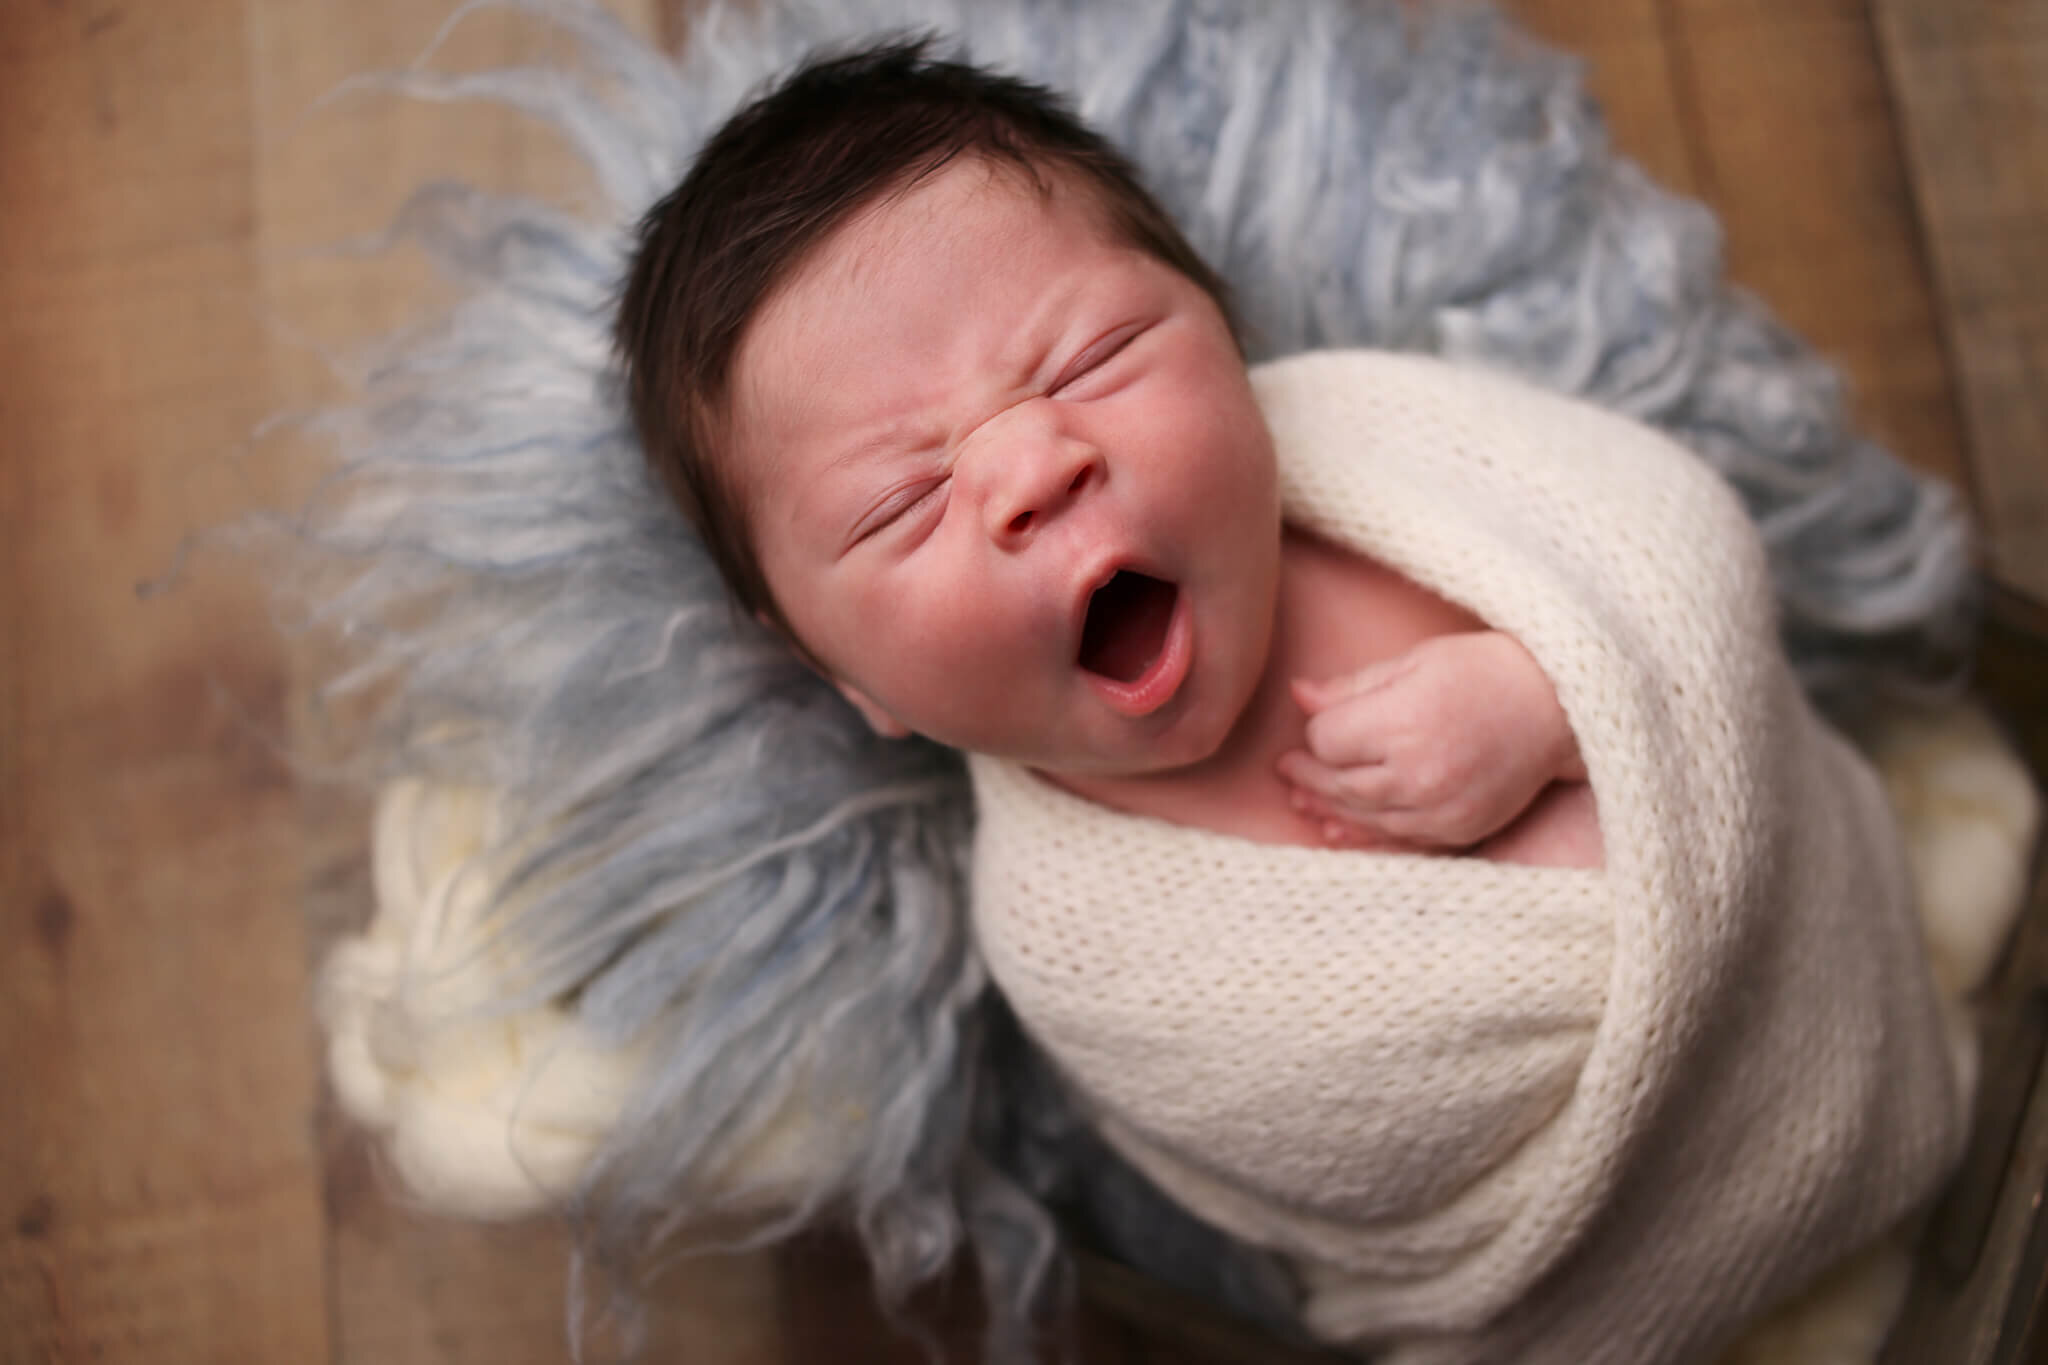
[1008,510,1034,535]
[1068,466,1091,495]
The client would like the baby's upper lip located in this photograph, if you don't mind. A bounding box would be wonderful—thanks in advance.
[1069,552,1145,652]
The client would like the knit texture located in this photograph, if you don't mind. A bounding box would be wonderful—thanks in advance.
[969,351,1968,1365]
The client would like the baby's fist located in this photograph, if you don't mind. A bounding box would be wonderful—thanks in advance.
[1277,632,1577,850]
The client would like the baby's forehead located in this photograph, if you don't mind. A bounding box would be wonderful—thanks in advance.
[736,160,1118,388]
[804,156,1109,287]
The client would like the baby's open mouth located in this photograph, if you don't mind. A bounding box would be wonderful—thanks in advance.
[1078,570,1180,683]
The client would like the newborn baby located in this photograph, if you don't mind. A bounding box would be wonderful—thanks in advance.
[616,39,1964,1365]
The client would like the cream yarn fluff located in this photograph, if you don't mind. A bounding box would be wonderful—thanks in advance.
[321,781,644,1216]
[967,352,2016,1365]
[320,779,840,1220]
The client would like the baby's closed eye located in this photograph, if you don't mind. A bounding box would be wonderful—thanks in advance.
[852,477,949,544]
[1050,321,1146,398]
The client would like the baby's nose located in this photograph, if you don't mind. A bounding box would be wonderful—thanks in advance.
[979,404,1103,544]
[995,459,1098,539]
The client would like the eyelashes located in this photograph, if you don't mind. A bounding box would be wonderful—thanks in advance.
[1050,322,1144,396]
[852,477,948,544]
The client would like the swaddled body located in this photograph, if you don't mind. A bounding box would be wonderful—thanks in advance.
[971,351,1968,1364]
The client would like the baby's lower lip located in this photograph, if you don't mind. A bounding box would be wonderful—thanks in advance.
[1083,591,1192,717]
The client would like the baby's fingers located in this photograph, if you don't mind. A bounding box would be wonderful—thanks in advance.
[1290,655,1412,717]
[1284,772,1420,850]
[1276,749,1396,816]
[1300,696,1409,770]
[1289,790,1371,845]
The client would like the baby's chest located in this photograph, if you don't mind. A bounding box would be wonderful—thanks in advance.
[1278,534,1486,683]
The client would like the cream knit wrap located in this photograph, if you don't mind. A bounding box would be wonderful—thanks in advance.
[968,351,1971,1365]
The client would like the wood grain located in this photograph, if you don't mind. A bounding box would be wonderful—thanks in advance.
[1507,0,1701,194]
[1874,0,2048,600]
[1511,0,1972,497]
[0,1,329,1361]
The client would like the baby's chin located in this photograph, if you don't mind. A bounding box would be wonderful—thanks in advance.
[1027,745,1212,782]
[1039,634,1276,778]
[1025,688,1255,782]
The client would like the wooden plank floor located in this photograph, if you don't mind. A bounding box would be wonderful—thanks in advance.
[2,2,2041,1362]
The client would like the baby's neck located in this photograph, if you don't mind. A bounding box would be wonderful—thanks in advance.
[1048,528,1481,846]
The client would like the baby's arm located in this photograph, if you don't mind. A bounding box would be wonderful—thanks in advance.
[1277,631,1585,851]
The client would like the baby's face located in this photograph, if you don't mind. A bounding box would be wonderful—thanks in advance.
[728,159,1282,776]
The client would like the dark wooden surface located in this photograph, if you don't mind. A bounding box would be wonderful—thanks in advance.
[3,1,2042,1361]
[1873,0,2048,602]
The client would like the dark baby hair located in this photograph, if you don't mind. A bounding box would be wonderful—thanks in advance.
[614,35,1236,630]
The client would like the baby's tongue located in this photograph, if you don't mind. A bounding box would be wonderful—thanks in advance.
[1078,571,1177,683]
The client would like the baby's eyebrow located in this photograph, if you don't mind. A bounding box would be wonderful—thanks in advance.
[820,417,944,473]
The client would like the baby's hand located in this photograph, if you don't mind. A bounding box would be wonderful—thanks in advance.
[1277,632,1581,850]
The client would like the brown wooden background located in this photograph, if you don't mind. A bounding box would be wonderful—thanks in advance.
[4,1,2043,1361]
